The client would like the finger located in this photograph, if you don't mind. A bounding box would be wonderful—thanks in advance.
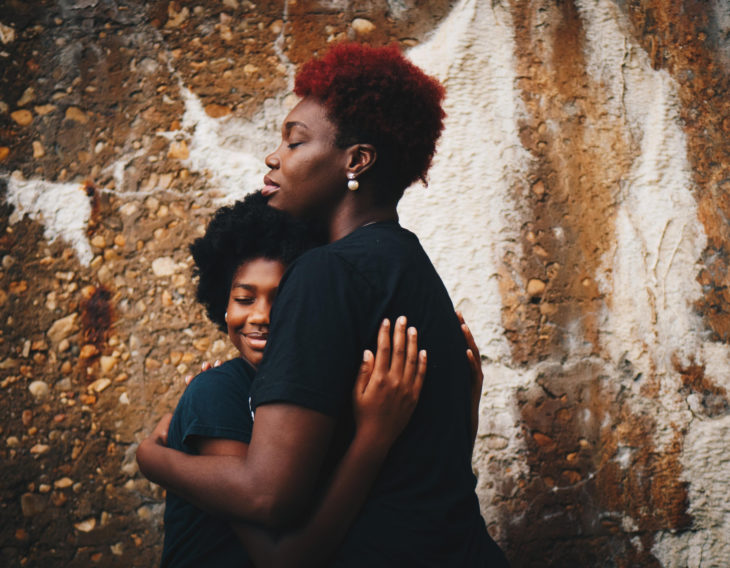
[373,319,391,377]
[466,348,479,374]
[456,310,465,325]
[201,361,211,372]
[466,348,484,394]
[214,359,222,367]
[412,350,427,400]
[184,374,193,386]
[354,350,375,397]
[389,315,408,376]
[461,322,481,361]
[402,326,419,383]
[159,413,173,445]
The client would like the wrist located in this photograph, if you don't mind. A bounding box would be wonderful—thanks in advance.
[352,423,394,459]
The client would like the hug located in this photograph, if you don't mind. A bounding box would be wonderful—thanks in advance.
[137,42,508,567]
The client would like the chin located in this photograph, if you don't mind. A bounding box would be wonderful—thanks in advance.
[246,353,264,367]
[265,193,288,211]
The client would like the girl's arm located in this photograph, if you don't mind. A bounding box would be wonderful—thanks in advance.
[235,316,426,568]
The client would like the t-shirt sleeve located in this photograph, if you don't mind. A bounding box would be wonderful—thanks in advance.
[174,365,254,450]
[251,248,375,417]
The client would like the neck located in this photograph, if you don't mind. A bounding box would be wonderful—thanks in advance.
[327,200,398,242]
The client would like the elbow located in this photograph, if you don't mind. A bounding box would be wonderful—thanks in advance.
[255,490,307,530]
[135,439,156,482]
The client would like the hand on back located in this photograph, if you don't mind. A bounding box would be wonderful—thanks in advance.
[352,316,427,449]
[456,311,484,446]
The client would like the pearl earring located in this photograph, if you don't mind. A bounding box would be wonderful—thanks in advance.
[347,173,359,191]
[224,311,228,321]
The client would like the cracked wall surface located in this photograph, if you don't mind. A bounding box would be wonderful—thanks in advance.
[0,1,728,566]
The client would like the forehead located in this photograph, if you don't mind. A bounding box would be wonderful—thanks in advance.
[232,258,286,285]
[283,97,338,140]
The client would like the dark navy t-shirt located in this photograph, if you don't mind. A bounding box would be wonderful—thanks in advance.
[252,221,508,567]
[161,357,255,568]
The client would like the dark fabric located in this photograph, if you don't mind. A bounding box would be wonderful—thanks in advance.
[252,221,509,567]
[161,358,255,568]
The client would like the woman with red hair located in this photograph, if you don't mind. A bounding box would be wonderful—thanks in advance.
[138,42,508,566]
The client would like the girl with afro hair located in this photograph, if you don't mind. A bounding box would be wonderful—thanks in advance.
[161,191,427,567]
[139,42,508,566]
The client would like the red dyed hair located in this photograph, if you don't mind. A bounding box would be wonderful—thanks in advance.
[294,42,446,200]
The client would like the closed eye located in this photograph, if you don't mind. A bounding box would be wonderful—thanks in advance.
[234,297,255,305]
[287,142,303,149]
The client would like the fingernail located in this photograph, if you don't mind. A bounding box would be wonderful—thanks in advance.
[408,327,416,336]
[184,375,192,385]
[382,318,390,327]
[398,315,407,326]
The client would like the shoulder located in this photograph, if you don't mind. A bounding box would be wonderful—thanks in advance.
[171,358,255,445]
[181,358,254,401]
[277,242,366,295]
[284,223,417,282]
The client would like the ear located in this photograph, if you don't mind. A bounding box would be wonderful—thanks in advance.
[345,143,377,177]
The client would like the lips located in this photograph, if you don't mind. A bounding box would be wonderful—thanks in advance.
[262,175,279,197]
[244,331,268,351]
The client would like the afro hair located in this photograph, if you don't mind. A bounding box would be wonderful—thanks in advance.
[294,42,446,202]
[190,191,314,333]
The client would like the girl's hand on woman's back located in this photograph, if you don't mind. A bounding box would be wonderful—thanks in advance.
[352,316,427,451]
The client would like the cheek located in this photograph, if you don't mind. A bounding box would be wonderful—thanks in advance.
[225,305,248,327]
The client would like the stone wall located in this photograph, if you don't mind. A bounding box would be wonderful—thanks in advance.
[1,1,728,566]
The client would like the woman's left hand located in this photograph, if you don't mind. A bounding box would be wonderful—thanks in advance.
[457,311,483,446]
[352,316,427,450]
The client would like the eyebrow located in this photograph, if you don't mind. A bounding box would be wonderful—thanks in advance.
[284,120,308,134]
[232,284,280,293]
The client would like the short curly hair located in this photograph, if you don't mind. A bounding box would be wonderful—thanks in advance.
[294,42,446,202]
[190,191,313,333]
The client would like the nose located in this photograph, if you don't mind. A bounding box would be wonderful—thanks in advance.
[265,147,280,169]
[248,300,271,326]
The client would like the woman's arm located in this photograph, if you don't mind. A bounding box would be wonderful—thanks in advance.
[234,316,426,568]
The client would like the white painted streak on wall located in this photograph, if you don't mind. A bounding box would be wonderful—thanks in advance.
[580,2,730,563]
[403,0,531,365]
[173,87,285,203]
[652,414,730,567]
[4,174,93,265]
[712,0,730,66]
[401,0,533,529]
[580,0,706,376]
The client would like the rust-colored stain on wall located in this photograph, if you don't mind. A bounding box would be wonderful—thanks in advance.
[504,0,630,364]
[514,361,690,566]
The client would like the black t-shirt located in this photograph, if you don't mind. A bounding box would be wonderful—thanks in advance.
[252,221,508,567]
[161,358,255,568]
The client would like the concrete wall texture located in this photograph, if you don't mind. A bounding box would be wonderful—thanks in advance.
[0,1,728,566]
